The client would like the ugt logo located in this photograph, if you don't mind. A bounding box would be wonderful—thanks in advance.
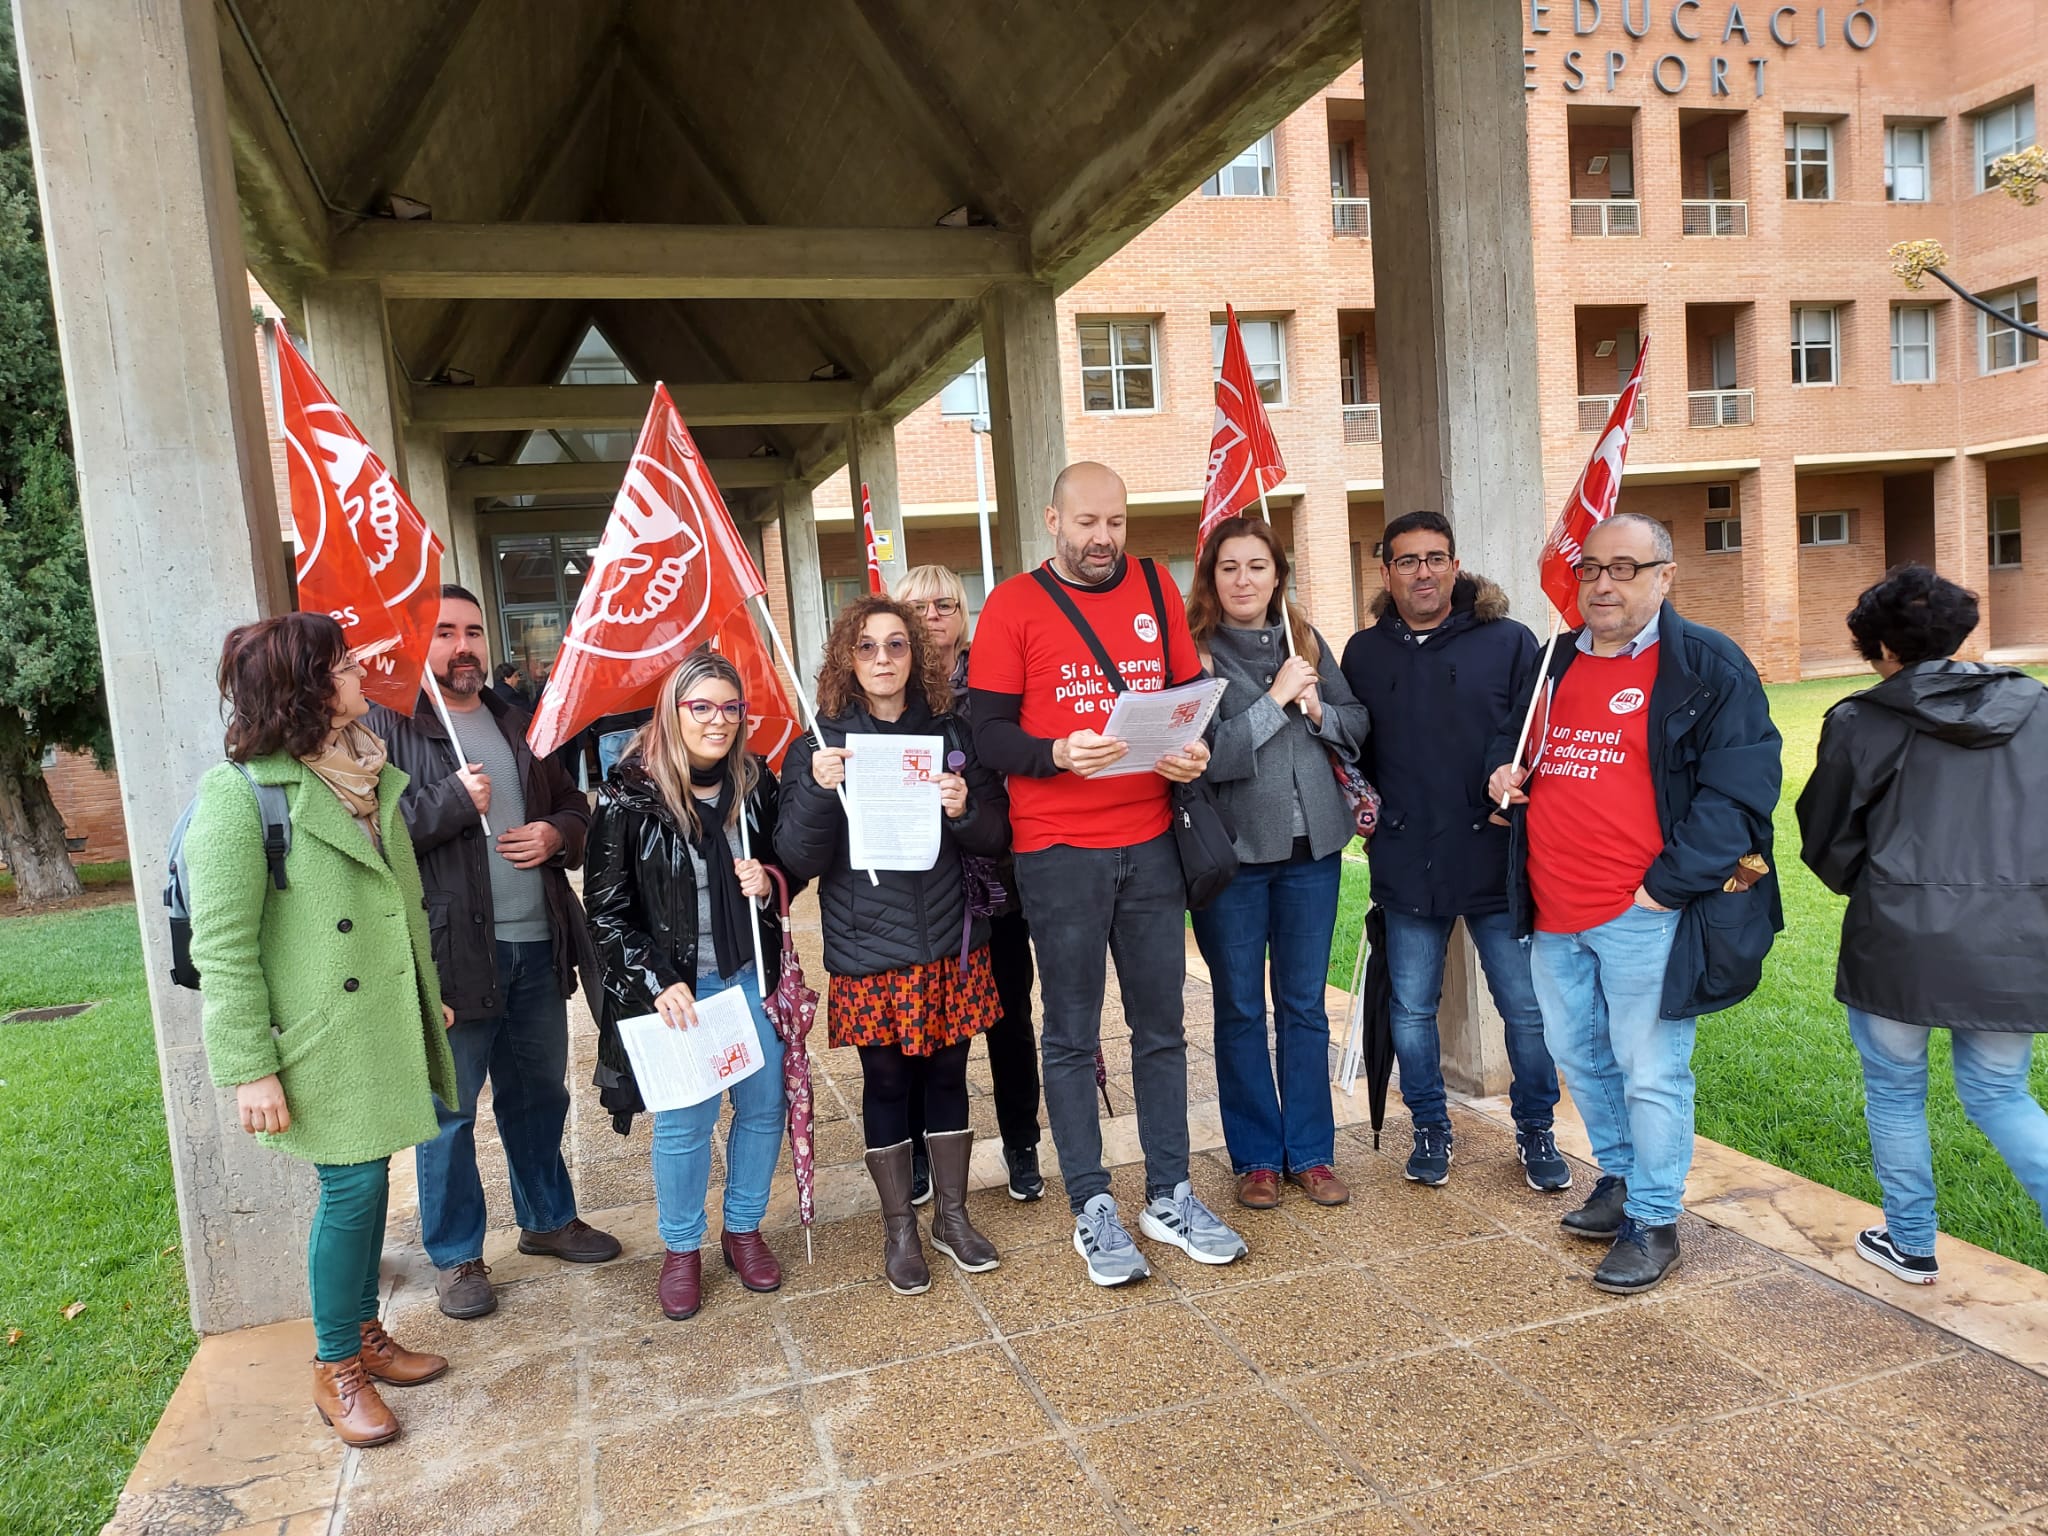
[565,450,713,660]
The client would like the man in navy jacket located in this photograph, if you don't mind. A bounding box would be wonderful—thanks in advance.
[1340,511,1569,1194]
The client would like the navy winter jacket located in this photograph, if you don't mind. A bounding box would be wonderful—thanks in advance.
[1339,575,1540,918]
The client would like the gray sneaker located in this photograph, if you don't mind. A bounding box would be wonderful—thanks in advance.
[1139,1181,1249,1266]
[1073,1194,1152,1288]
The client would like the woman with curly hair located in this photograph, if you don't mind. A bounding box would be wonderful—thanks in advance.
[775,595,1011,1294]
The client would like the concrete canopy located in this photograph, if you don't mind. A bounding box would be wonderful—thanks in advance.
[222,0,1365,518]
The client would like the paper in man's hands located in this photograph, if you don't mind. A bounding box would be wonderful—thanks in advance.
[1096,677,1227,778]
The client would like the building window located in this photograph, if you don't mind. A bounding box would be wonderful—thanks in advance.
[1974,95,2036,192]
[1990,496,2023,568]
[1791,305,1839,385]
[1202,134,1276,198]
[1891,306,1936,382]
[1980,283,2040,373]
[1706,483,1734,513]
[493,532,600,683]
[1784,121,1834,201]
[939,357,988,418]
[1078,320,1159,413]
[1884,124,1929,202]
[1212,317,1286,405]
[1704,517,1743,553]
[1798,511,1851,547]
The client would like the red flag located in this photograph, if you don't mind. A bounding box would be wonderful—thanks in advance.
[1540,337,1650,627]
[705,603,803,774]
[276,333,443,713]
[860,483,885,594]
[1199,304,1288,549]
[528,384,768,758]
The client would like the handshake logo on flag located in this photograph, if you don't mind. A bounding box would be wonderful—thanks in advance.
[571,453,713,658]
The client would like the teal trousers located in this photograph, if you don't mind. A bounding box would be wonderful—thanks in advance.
[309,1158,390,1362]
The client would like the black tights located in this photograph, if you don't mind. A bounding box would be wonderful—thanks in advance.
[859,1040,971,1149]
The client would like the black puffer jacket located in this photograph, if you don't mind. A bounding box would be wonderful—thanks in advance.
[1797,662,2048,1031]
[775,695,1010,978]
[583,756,796,1125]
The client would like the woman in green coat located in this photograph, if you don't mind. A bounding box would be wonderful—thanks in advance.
[187,613,459,1449]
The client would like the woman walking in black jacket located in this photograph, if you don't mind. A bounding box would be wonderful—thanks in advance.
[776,596,1011,1294]
[584,649,796,1322]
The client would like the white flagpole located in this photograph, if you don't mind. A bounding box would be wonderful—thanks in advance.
[423,669,492,836]
[750,593,878,886]
[736,796,768,984]
[1255,481,1298,661]
[1498,615,1564,811]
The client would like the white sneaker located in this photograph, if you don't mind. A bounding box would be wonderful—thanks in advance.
[1138,1181,1248,1265]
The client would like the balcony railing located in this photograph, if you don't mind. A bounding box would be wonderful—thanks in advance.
[1688,388,1755,427]
[1342,402,1382,443]
[1576,392,1647,432]
[1569,198,1642,237]
[1331,196,1372,237]
[1681,199,1748,236]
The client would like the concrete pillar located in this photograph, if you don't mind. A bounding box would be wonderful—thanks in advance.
[1934,453,1991,661]
[1739,460,1801,680]
[846,413,907,592]
[779,484,831,698]
[303,280,407,486]
[400,423,461,583]
[981,281,1066,577]
[15,0,313,1332]
[1362,0,1549,627]
[1439,920,1512,1099]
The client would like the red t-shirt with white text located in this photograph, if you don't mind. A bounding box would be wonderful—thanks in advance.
[970,560,1202,853]
[1525,647,1665,934]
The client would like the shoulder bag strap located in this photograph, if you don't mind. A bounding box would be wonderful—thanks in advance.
[1135,557,1177,686]
[1029,566,1130,695]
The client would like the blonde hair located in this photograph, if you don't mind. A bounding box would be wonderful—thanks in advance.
[895,564,973,643]
[630,648,758,837]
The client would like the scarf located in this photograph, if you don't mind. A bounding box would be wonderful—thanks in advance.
[688,765,753,981]
[301,722,387,839]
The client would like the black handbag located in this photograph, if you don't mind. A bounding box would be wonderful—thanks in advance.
[1028,559,1240,910]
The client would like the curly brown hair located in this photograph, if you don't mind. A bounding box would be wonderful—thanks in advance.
[217,612,350,762]
[815,596,953,719]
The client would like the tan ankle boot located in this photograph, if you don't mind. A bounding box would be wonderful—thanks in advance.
[925,1129,999,1273]
[358,1318,449,1386]
[865,1139,931,1295]
[313,1354,399,1447]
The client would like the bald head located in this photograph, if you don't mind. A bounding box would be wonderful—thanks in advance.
[1044,461,1128,584]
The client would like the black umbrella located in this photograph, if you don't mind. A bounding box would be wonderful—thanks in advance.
[1336,903,1396,1148]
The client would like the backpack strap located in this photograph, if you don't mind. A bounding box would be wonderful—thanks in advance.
[231,762,292,891]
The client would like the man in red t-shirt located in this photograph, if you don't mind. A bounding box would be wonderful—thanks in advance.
[1491,514,1782,1298]
[972,461,1247,1285]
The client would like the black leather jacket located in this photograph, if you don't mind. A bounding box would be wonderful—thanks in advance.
[583,756,796,1124]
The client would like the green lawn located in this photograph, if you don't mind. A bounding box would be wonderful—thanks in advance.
[1333,667,2048,1275]
[0,859,130,902]
[0,904,194,1536]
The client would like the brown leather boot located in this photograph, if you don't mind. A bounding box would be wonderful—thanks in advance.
[925,1129,999,1274]
[864,1139,931,1295]
[312,1354,399,1447]
[358,1319,449,1386]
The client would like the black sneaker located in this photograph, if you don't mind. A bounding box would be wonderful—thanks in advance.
[911,1146,932,1207]
[1516,1126,1573,1193]
[1005,1144,1045,1202]
[1592,1216,1681,1294]
[1404,1125,1453,1186]
[1560,1174,1628,1238]
[1855,1226,1938,1285]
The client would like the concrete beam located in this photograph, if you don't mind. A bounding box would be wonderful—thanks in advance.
[411,381,863,433]
[214,0,329,312]
[981,281,1066,576]
[452,458,791,498]
[332,223,1031,300]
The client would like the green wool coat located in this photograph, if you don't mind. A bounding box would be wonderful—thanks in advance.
[186,752,458,1167]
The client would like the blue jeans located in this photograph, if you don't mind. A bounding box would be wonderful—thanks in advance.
[651,968,787,1253]
[1191,847,1341,1175]
[1384,909,1559,1132]
[416,939,579,1268]
[1848,1008,2048,1258]
[1530,904,1695,1227]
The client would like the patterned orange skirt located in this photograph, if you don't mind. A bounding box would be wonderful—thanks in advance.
[826,946,999,1055]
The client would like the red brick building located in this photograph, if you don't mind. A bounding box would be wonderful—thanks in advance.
[788,4,2048,683]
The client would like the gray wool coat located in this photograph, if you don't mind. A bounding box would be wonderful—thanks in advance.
[1201,620,1370,865]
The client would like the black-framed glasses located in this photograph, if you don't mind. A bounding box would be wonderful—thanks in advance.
[680,698,747,724]
[1573,558,1670,584]
[914,597,962,616]
[1389,552,1453,575]
[855,636,912,660]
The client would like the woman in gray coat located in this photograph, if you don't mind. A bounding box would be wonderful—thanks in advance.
[1189,516,1369,1210]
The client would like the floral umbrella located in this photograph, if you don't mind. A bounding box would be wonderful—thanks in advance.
[761,868,820,1260]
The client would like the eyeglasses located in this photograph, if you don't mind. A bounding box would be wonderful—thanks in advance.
[1572,559,1670,584]
[1389,552,1454,575]
[680,698,747,724]
[855,636,912,660]
[332,657,366,678]
[914,598,961,617]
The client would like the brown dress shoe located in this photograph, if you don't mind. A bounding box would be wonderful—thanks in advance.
[659,1249,702,1320]
[518,1217,622,1264]
[1236,1169,1282,1209]
[864,1139,931,1295]
[313,1355,399,1447]
[1286,1165,1351,1206]
[925,1129,1000,1273]
[720,1229,783,1292]
[358,1319,448,1386]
